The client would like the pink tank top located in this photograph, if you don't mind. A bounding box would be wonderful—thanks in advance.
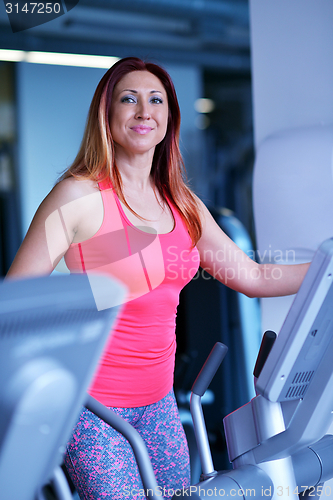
[65,179,200,407]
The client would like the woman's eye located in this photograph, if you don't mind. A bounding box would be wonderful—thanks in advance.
[150,97,163,104]
[121,96,136,103]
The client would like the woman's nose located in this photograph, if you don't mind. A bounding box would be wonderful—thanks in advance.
[135,101,150,120]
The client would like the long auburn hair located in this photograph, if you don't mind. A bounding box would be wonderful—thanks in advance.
[62,57,202,246]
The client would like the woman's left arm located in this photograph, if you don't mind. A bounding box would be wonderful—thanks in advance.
[196,200,310,299]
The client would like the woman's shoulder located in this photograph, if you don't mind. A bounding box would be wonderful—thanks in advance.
[34,176,100,226]
[51,176,99,202]
[43,176,104,244]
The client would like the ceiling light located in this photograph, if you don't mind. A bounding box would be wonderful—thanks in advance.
[195,115,210,130]
[0,49,119,68]
[194,98,215,114]
[0,49,26,62]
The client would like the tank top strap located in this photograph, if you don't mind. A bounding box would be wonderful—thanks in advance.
[96,178,125,233]
[98,177,113,191]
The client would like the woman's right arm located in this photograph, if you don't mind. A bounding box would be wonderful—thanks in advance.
[6,178,84,279]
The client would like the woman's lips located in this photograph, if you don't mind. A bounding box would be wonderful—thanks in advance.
[130,125,153,135]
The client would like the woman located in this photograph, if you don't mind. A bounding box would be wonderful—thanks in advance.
[7,57,309,499]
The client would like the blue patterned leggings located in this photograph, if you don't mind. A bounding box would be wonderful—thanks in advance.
[64,390,191,499]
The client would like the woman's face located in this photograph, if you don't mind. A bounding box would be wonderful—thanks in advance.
[110,70,169,157]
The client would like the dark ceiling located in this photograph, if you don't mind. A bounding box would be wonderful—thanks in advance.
[0,0,250,71]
